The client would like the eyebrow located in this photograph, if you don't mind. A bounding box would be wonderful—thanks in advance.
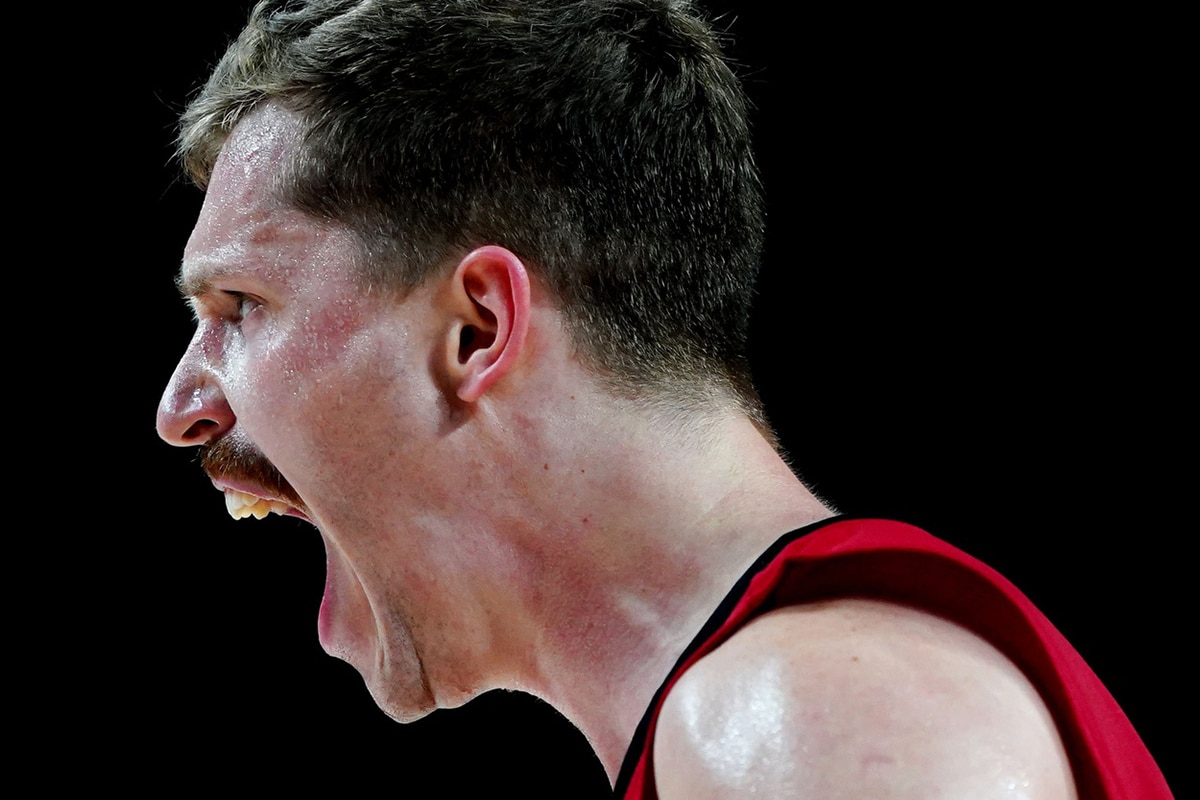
[175,270,206,300]
[175,263,235,300]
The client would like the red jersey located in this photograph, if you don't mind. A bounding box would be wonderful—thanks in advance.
[614,518,1170,799]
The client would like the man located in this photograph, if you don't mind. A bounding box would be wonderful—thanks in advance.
[156,1,1169,796]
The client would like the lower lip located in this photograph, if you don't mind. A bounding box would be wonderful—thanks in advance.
[316,541,336,655]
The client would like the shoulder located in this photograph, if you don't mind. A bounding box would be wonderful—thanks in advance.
[652,598,1078,799]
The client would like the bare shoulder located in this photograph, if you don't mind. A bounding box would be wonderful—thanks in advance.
[652,598,1078,800]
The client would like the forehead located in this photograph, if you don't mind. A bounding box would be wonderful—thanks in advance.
[180,104,355,295]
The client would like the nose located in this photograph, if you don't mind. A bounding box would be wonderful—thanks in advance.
[156,346,236,447]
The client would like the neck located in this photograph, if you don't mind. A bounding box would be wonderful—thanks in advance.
[486,398,832,781]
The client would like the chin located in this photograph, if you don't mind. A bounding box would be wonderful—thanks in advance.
[370,661,494,724]
[377,701,437,724]
[365,673,440,724]
[318,607,438,722]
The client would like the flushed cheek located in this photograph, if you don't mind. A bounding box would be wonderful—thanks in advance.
[239,323,415,499]
[232,304,371,417]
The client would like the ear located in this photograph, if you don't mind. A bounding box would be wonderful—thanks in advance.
[444,245,531,403]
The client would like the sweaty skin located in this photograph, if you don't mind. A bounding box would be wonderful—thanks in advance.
[159,104,477,720]
[159,104,1083,795]
[654,599,1078,799]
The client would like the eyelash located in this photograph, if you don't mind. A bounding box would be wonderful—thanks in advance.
[223,291,261,323]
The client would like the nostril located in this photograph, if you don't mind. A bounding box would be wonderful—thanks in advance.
[182,418,226,445]
[158,358,236,446]
[157,385,236,447]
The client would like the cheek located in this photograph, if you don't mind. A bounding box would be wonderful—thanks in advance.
[217,310,358,455]
[250,311,430,461]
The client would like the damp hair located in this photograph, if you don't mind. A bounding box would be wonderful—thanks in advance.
[180,0,768,424]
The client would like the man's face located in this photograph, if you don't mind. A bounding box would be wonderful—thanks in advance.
[157,104,467,720]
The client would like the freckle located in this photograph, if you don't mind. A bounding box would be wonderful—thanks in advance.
[580,469,585,474]
[851,656,859,662]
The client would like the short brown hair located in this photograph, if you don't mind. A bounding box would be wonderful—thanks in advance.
[181,0,766,419]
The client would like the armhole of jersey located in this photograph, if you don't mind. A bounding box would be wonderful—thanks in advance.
[611,514,848,797]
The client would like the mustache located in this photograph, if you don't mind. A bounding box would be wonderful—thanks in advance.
[201,435,304,508]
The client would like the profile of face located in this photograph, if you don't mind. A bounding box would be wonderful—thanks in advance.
[156,104,491,722]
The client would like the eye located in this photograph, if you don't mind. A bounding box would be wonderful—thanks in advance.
[223,290,263,324]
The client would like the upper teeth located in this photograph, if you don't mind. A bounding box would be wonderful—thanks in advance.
[224,489,290,520]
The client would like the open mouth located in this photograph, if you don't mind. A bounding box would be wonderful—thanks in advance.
[213,478,311,523]
[224,488,295,520]
[201,435,307,521]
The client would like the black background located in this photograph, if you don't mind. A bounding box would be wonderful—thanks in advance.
[50,2,1179,794]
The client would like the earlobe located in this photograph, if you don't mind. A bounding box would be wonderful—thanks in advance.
[449,246,531,403]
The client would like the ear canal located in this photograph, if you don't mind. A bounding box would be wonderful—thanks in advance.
[458,323,497,364]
